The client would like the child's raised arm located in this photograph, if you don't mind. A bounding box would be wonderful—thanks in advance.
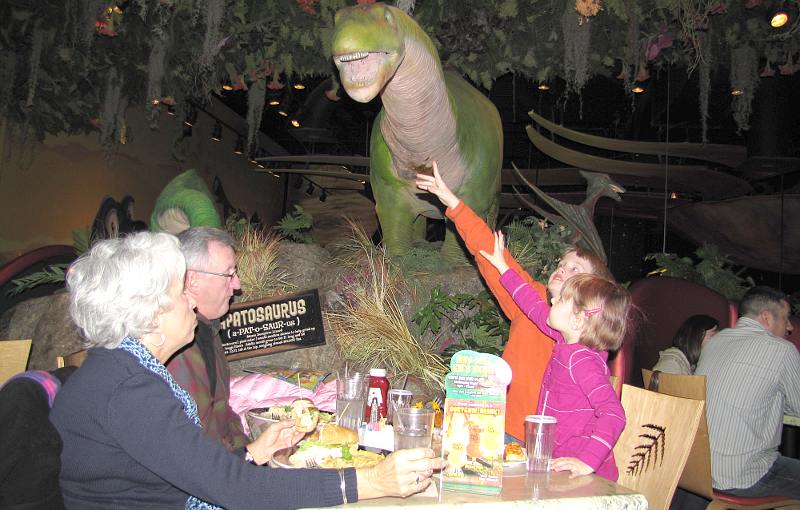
[415,161,460,209]
[478,231,510,275]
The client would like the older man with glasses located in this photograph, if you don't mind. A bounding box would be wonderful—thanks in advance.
[167,227,250,451]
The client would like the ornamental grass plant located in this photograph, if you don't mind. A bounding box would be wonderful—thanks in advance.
[326,221,448,392]
[227,216,295,302]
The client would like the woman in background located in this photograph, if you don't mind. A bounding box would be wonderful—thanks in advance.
[652,314,719,375]
[51,232,441,510]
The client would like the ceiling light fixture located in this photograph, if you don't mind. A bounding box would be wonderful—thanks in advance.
[183,104,198,127]
[290,118,301,128]
[166,104,176,116]
[731,87,744,96]
[319,190,328,202]
[233,135,245,155]
[537,83,550,91]
[771,9,789,28]
[222,83,234,91]
[670,191,678,200]
[631,84,646,94]
[211,121,222,141]
[293,82,306,90]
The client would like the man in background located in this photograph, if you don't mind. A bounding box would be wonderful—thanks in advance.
[696,286,799,499]
[168,227,249,450]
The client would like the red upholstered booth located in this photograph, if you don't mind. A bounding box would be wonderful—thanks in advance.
[614,276,737,388]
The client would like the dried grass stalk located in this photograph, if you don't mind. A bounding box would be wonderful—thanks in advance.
[327,221,448,391]
[233,225,295,302]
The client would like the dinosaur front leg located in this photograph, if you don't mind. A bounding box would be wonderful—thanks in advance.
[376,200,417,258]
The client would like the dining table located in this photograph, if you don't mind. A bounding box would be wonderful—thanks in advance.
[300,470,648,510]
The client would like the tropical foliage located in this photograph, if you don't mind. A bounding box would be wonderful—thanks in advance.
[2,0,798,145]
[645,243,754,301]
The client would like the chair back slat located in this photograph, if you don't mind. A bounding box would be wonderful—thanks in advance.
[614,384,704,510]
[0,339,32,385]
[642,369,713,499]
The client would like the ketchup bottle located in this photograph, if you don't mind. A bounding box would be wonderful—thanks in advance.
[365,368,389,421]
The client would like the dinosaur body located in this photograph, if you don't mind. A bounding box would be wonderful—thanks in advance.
[332,3,502,261]
[149,169,221,234]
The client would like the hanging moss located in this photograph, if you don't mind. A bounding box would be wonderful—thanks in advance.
[729,45,759,133]
[147,32,168,129]
[246,78,266,154]
[99,67,123,146]
[698,31,711,143]
[561,2,592,94]
[25,23,44,108]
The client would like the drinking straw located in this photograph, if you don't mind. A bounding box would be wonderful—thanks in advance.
[541,390,550,415]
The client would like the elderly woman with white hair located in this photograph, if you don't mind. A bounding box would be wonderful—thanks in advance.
[51,232,442,510]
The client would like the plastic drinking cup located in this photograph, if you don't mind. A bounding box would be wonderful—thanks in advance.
[386,389,413,426]
[525,415,557,472]
[393,407,434,450]
[336,373,368,430]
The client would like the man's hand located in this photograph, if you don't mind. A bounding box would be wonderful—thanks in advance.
[550,457,594,478]
[478,231,510,275]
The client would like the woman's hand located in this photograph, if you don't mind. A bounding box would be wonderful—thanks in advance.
[550,457,594,478]
[356,448,446,500]
[246,419,306,465]
[415,161,461,209]
[478,231,510,274]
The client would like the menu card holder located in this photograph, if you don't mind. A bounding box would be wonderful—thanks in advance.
[441,350,511,495]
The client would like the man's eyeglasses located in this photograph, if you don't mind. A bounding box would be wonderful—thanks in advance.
[190,268,238,281]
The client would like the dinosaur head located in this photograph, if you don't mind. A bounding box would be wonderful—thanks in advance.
[332,3,405,103]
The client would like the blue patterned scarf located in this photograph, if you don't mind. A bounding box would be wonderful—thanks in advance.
[118,337,223,510]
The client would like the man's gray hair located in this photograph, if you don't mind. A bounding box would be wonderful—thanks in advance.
[66,232,186,349]
[739,286,788,319]
[177,227,237,271]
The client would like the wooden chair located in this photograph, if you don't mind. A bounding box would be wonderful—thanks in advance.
[614,384,704,510]
[0,339,32,385]
[55,349,88,369]
[642,369,800,510]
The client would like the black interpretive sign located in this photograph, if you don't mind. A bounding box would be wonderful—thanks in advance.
[219,289,326,361]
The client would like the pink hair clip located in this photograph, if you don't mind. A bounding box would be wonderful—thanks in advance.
[583,306,603,318]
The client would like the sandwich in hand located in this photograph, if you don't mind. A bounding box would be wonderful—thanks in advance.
[291,398,320,433]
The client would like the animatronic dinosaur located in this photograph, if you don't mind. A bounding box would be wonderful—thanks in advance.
[332,3,503,262]
[149,169,222,234]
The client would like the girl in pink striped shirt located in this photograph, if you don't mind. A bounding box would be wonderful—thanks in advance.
[480,232,630,481]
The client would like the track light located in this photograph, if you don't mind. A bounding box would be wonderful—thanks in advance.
[166,104,176,116]
[631,83,646,94]
[731,87,744,96]
[211,121,222,142]
[183,104,197,127]
[290,118,301,128]
[233,135,245,155]
[248,147,261,164]
[306,182,314,195]
[182,124,193,137]
[293,82,306,90]
[319,190,328,202]
[294,175,304,189]
[537,83,550,91]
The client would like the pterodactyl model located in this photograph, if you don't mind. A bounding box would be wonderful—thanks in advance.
[511,165,625,264]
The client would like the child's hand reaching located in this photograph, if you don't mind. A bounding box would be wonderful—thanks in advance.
[415,161,460,209]
[550,457,594,478]
[478,231,510,275]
